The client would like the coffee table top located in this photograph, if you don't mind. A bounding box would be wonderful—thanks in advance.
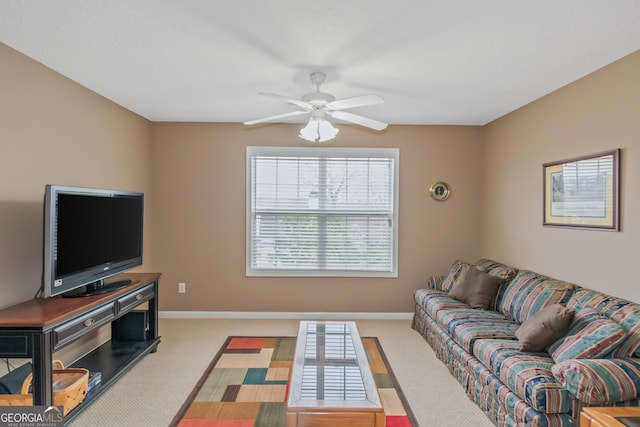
[287,321,382,410]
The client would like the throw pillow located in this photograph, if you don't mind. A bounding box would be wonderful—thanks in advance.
[548,307,627,363]
[514,304,574,352]
[448,264,504,310]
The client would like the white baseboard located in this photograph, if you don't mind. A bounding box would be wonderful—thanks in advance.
[159,311,413,320]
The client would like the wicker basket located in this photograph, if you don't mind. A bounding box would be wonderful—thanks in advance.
[0,361,89,416]
[0,392,32,406]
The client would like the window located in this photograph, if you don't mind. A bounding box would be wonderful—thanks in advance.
[246,146,399,277]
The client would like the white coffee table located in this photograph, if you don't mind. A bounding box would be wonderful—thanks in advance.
[286,321,385,427]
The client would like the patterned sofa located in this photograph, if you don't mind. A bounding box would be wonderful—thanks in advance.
[411,259,640,427]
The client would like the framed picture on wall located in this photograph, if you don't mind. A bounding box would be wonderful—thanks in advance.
[543,149,620,231]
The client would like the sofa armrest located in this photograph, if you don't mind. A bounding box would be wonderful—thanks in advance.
[427,275,444,291]
[552,358,640,405]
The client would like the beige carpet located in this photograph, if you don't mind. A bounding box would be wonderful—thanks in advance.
[67,319,493,427]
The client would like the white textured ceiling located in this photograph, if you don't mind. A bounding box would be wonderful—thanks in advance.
[1,1,639,125]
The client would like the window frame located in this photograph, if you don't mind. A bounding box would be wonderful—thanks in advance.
[246,146,399,278]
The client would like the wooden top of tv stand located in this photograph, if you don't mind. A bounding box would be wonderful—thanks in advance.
[0,272,161,329]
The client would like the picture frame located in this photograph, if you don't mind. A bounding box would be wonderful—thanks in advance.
[543,149,620,230]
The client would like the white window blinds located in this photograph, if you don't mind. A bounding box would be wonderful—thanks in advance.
[246,146,399,277]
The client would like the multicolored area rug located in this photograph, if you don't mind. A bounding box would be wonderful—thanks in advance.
[170,336,417,427]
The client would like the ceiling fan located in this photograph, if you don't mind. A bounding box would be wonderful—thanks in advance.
[244,72,387,142]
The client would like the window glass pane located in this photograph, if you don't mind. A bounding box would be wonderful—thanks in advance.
[247,147,398,277]
[254,157,320,211]
[324,158,393,211]
[253,214,320,269]
[325,216,392,270]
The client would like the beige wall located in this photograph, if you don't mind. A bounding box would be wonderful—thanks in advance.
[0,43,154,309]
[481,50,640,303]
[3,41,638,314]
[151,123,484,312]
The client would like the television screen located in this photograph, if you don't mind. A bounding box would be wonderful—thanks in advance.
[44,185,144,298]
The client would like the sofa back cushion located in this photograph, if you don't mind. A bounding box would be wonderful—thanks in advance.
[474,259,518,309]
[568,289,640,357]
[548,307,627,363]
[441,259,517,295]
[497,270,575,324]
[440,259,470,293]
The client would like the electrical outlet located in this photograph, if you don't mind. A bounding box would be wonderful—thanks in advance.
[178,282,186,293]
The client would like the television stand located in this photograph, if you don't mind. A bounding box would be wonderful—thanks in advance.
[63,278,133,298]
[0,273,160,423]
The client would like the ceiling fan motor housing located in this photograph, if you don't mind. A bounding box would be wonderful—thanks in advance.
[302,91,335,106]
[301,71,335,106]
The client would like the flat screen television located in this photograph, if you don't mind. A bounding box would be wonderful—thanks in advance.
[43,185,144,298]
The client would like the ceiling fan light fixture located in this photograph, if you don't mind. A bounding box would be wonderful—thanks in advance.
[298,118,338,143]
[299,119,319,142]
[317,119,339,142]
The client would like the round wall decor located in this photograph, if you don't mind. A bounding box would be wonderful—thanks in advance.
[429,181,451,201]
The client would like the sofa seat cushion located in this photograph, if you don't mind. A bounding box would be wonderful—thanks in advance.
[435,307,507,331]
[414,288,517,352]
[447,316,520,352]
[414,288,469,319]
[414,288,447,307]
[569,288,640,358]
[497,270,575,324]
[465,355,573,427]
[473,339,571,414]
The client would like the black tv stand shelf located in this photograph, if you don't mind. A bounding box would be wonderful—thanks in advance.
[0,273,161,423]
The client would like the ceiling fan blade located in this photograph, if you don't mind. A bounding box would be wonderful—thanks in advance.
[259,93,313,110]
[244,110,308,126]
[328,111,388,131]
[326,94,385,111]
